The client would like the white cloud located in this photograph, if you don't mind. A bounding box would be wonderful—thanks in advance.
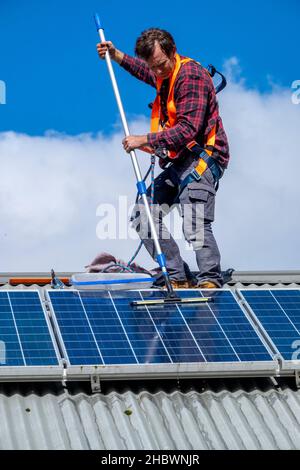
[0,119,157,272]
[0,60,299,273]
[215,59,300,270]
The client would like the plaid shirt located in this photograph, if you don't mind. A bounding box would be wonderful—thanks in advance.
[121,53,230,168]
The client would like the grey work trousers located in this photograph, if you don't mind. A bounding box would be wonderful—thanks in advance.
[131,155,224,287]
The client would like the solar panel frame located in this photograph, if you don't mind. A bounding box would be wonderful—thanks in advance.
[46,289,279,381]
[0,290,64,381]
[237,288,300,373]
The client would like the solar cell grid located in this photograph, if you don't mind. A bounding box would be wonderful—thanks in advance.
[110,291,171,364]
[48,289,273,367]
[0,291,59,366]
[239,289,300,361]
[166,290,272,362]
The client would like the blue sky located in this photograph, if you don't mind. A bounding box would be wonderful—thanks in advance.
[0,0,299,136]
[0,0,300,272]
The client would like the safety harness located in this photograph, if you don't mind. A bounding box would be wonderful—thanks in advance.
[147,53,226,190]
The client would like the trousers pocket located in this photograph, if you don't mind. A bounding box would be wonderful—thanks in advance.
[187,181,216,196]
[188,188,209,202]
[187,182,216,221]
[187,181,216,192]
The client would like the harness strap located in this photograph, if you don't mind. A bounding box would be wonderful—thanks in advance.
[207,64,227,94]
[179,143,223,195]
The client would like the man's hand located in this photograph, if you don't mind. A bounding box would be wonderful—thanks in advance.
[96,41,124,64]
[122,135,148,153]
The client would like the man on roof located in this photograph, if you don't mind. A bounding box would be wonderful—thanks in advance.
[97,28,230,289]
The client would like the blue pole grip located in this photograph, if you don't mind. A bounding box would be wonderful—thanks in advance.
[156,253,167,270]
[136,181,147,195]
[94,13,103,31]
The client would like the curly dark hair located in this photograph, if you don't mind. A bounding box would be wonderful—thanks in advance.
[135,28,176,60]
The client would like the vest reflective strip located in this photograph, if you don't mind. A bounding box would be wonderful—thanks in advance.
[150,54,191,133]
[205,125,217,156]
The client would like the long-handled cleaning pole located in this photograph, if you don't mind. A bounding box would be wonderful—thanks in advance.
[94,13,177,299]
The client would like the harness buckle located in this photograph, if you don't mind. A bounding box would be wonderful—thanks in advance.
[190,168,202,181]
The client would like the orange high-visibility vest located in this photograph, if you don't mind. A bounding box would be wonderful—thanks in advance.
[149,53,217,159]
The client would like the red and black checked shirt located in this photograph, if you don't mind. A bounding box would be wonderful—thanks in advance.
[121,53,230,168]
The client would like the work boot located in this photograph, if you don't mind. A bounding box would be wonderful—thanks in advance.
[163,280,191,289]
[197,281,219,289]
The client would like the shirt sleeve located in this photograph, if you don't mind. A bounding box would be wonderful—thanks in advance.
[147,64,211,152]
[120,53,156,88]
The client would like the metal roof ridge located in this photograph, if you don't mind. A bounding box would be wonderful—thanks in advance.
[1,270,300,287]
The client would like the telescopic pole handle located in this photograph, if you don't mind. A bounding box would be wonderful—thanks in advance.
[94,13,131,138]
[94,13,102,31]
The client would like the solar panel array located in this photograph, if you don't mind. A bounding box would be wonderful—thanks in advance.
[48,289,273,366]
[239,289,300,362]
[0,291,59,367]
[1,288,299,381]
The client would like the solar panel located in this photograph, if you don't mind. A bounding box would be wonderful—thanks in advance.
[239,289,300,367]
[47,289,276,379]
[165,289,274,362]
[0,291,60,368]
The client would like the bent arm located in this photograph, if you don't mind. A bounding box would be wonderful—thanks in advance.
[120,54,156,88]
[97,41,156,87]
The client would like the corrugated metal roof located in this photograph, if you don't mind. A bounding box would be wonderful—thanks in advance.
[0,383,300,450]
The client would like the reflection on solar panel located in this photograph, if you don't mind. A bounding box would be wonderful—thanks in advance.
[159,290,273,362]
[48,289,273,366]
[0,291,59,366]
[239,289,300,361]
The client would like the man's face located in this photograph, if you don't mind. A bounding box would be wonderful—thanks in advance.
[147,42,176,80]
